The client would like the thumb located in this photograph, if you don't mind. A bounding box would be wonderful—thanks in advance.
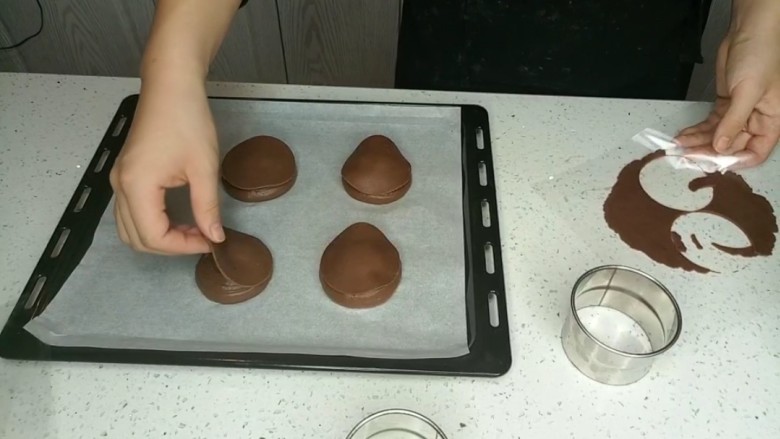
[713,81,764,154]
[188,165,224,244]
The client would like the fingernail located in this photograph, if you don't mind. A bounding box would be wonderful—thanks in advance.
[210,223,225,242]
[715,137,730,153]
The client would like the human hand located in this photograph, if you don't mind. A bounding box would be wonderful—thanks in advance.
[109,76,224,255]
[675,0,780,169]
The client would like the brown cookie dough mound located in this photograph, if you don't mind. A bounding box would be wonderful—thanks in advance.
[221,135,297,202]
[319,222,401,308]
[195,228,273,304]
[341,135,412,204]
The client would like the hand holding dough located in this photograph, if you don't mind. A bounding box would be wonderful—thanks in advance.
[195,227,273,304]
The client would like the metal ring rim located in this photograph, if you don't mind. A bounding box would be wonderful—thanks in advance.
[569,264,683,359]
[346,408,448,439]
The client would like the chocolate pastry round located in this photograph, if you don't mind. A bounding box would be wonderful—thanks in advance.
[341,135,411,204]
[319,222,401,308]
[195,228,273,304]
[221,135,297,202]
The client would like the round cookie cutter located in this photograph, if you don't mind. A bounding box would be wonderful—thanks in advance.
[346,408,448,439]
[561,265,682,385]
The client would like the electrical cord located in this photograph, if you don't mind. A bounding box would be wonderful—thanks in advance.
[0,0,43,50]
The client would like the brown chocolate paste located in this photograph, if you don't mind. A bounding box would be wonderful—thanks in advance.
[691,234,703,250]
[603,150,777,273]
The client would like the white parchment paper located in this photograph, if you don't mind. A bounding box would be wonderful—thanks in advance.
[24,99,469,359]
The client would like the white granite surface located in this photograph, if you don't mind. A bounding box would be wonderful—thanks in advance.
[0,72,778,438]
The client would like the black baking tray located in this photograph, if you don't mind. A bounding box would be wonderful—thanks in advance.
[0,95,511,377]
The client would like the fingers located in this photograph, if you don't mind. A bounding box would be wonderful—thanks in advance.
[114,201,130,244]
[188,164,225,244]
[111,168,146,250]
[109,150,218,255]
[111,163,210,255]
[116,191,157,254]
[675,114,721,146]
[728,130,752,154]
[114,196,211,255]
[675,124,777,170]
[715,38,730,98]
[729,150,766,170]
[670,145,717,159]
[728,135,778,169]
[675,130,714,148]
[123,181,211,255]
[174,224,205,236]
[713,81,766,154]
[677,119,714,137]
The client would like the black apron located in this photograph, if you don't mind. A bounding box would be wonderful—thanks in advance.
[395,0,712,99]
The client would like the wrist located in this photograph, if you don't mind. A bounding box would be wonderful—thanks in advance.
[141,50,208,83]
[140,56,207,96]
[136,70,207,125]
[731,0,780,32]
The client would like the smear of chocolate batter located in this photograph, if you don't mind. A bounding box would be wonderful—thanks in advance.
[691,234,703,250]
[603,150,777,273]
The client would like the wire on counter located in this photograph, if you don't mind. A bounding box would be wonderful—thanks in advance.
[0,0,44,51]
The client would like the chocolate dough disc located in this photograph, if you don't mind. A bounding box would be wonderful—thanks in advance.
[341,135,412,204]
[194,228,273,304]
[195,254,269,305]
[211,228,273,286]
[319,222,401,308]
[222,135,297,202]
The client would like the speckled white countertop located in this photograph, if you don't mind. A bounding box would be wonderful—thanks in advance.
[1,73,778,438]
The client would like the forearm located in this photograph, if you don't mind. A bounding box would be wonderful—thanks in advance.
[731,0,780,32]
[141,0,242,84]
